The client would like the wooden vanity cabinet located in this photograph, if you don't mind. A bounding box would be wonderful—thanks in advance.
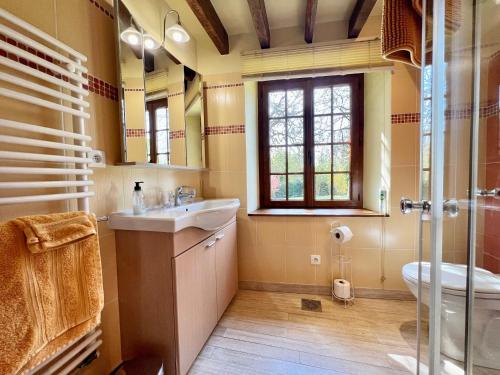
[115,218,238,375]
[214,221,238,320]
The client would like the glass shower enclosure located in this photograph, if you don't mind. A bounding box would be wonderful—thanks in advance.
[402,0,499,374]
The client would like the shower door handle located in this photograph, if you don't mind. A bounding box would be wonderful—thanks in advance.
[400,197,459,218]
[400,198,431,215]
[477,187,500,199]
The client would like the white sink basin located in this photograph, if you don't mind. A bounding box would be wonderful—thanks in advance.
[108,199,240,233]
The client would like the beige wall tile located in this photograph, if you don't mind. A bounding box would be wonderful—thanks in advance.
[238,243,286,283]
[256,217,287,246]
[383,249,415,290]
[384,214,418,250]
[391,125,418,167]
[350,248,383,289]
[285,245,316,284]
[1,0,57,36]
[390,166,417,208]
[285,217,315,247]
[227,134,247,172]
[55,0,117,83]
[392,64,420,114]
[99,233,119,304]
[91,167,125,217]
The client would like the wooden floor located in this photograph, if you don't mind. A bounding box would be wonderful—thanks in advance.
[189,290,421,375]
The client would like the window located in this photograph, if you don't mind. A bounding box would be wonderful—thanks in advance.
[145,99,170,164]
[258,75,364,208]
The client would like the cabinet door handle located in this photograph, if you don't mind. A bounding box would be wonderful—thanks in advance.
[215,233,225,241]
[205,240,216,248]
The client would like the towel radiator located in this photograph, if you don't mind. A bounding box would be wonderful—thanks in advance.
[0,8,102,374]
[0,8,94,211]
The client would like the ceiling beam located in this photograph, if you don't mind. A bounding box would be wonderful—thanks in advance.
[304,0,318,44]
[186,0,229,55]
[348,0,377,38]
[247,0,270,49]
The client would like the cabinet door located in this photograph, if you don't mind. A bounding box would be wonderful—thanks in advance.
[215,221,238,320]
[173,237,217,375]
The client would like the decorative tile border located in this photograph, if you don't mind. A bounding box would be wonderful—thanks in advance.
[204,83,244,90]
[0,33,119,102]
[84,73,119,101]
[391,113,420,124]
[124,88,144,92]
[167,92,183,98]
[170,130,185,139]
[205,125,245,135]
[88,0,114,20]
[126,129,145,138]
[126,129,185,139]
[392,103,499,124]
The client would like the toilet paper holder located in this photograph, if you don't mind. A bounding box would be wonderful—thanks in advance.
[330,223,355,308]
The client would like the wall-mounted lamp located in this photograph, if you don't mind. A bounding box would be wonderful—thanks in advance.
[143,33,160,50]
[120,25,141,46]
[163,10,190,44]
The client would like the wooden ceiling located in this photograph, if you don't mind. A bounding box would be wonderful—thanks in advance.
[187,0,378,55]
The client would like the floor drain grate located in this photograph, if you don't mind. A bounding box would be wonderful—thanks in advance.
[301,299,322,312]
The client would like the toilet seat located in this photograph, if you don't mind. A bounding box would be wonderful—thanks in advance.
[403,262,500,299]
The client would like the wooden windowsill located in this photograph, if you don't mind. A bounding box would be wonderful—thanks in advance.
[248,208,387,217]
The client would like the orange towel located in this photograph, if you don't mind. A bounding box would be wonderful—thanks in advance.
[0,212,104,375]
[382,0,462,68]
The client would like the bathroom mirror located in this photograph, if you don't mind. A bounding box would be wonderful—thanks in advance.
[116,0,205,168]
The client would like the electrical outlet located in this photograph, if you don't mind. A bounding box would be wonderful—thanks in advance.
[89,150,106,168]
[310,255,321,265]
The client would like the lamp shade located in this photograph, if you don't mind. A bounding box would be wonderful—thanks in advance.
[165,24,190,43]
[120,26,141,46]
[143,33,160,50]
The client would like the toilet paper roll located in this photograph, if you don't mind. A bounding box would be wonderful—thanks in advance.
[332,226,353,244]
[334,279,351,299]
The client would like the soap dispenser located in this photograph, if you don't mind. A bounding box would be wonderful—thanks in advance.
[132,181,146,215]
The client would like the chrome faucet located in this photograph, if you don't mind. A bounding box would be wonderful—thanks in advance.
[175,186,196,206]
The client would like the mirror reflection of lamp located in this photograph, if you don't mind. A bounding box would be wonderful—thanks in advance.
[120,16,160,51]
[163,10,190,44]
[143,34,160,50]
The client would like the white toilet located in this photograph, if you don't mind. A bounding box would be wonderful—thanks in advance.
[403,262,500,370]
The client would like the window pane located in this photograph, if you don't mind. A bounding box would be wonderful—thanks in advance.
[333,173,350,200]
[332,85,351,113]
[286,90,303,116]
[145,133,151,158]
[315,145,331,172]
[288,175,304,200]
[157,154,169,164]
[314,116,332,144]
[422,99,432,133]
[156,130,169,153]
[422,170,431,201]
[270,147,286,173]
[315,174,331,200]
[155,107,168,130]
[333,144,350,172]
[270,175,286,200]
[269,119,286,145]
[269,91,286,118]
[287,118,304,145]
[314,87,332,115]
[287,146,304,173]
[145,110,150,131]
[422,135,431,169]
[333,115,351,142]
